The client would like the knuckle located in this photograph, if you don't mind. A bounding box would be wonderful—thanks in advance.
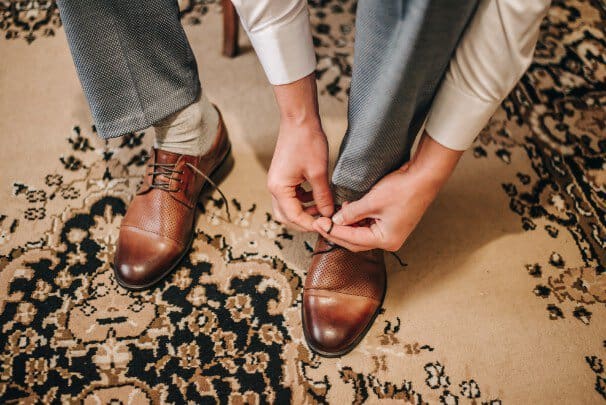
[339,210,351,223]
[285,211,299,223]
[385,241,401,252]
[266,180,278,193]
[272,211,285,224]
[308,169,327,181]
[364,192,378,208]
[266,175,283,192]
[315,190,332,203]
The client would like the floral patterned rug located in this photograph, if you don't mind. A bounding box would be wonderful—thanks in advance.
[0,0,605,403]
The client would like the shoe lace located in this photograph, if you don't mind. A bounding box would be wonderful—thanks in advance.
[146,162,232,222]
[311,237,406,267]
[186,162,231,222]
[148,163,183,192]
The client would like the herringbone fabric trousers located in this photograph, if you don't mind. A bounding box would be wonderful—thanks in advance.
[331,0,477,202]
[56,0,476,199]
[56,0,200,139]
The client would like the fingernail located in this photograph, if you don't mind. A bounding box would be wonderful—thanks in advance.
[332,212,343,225]
[317,217,332,233]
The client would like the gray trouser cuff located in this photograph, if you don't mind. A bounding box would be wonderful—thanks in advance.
[95,85,200,139]
[332,185,367,205]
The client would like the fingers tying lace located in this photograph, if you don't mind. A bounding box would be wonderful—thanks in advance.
[311,237,406,267]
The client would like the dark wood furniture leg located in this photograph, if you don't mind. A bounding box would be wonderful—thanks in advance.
[222,0,239,58]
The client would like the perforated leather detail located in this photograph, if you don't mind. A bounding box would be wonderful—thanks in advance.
[122,189,192,244]
[305,236,386,300]
[120,119,230,246]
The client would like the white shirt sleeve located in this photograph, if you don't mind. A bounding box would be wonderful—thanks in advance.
[229,0,317,85]
[424,0,551,151]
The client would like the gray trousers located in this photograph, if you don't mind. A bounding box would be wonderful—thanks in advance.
[56,0,476,201]
[334,0,477,201]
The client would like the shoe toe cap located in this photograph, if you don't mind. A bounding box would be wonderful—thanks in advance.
[303,290,380,356]
[114,226,184,288]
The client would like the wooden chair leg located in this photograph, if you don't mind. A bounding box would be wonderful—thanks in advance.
[222,0,239,58]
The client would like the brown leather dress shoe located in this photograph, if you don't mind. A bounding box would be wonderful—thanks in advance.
[113,111,232,290]
[302,235,386,357]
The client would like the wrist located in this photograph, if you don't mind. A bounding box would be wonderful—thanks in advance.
[273,73,321,128]
[279,111,322,130]
[406,131,463,186]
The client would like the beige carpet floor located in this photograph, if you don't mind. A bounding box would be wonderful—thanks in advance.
[1,0,605,403]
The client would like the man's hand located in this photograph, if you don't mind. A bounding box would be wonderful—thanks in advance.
[268,73,334,232]
[312,132,463,251]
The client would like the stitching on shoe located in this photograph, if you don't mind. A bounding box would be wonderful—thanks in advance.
[120,224,186,248]
[304,288,383,303]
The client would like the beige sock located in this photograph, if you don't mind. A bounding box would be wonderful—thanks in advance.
[153,91,220,156]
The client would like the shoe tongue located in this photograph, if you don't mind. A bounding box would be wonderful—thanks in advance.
[154,148,183,165]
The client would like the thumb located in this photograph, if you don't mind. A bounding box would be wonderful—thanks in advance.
[308,173,335,217]
[332,196,374,225]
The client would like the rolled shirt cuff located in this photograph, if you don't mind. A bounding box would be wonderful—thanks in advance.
[246,6,317,85]
[424,78,501,151]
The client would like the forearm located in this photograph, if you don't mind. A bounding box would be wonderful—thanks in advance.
[272,73,322,129]
[267,74,334,228]
[407,131,464,188]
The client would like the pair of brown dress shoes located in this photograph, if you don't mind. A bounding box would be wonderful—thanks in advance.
[113,109,386,356]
